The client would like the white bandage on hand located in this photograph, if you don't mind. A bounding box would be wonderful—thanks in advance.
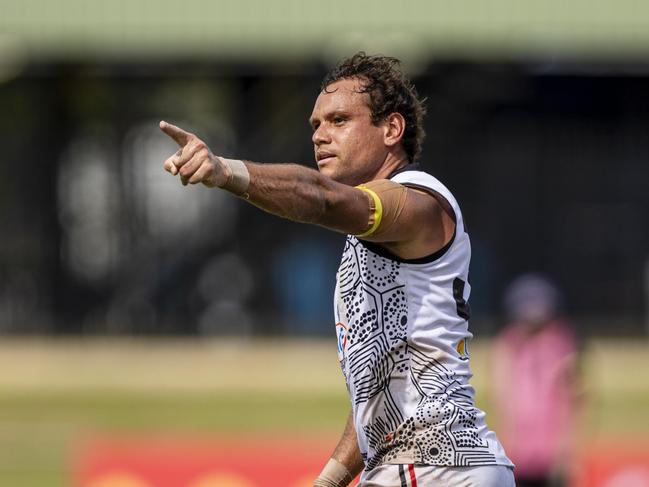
[219,158,250,196]
[313,458,354,487]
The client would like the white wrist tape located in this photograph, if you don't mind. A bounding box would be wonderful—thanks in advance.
[313,458,353,487]
[220,158,250,196]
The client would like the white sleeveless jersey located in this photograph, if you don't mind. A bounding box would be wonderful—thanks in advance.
[334,169,513,470]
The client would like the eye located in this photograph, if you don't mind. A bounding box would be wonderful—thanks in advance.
[333,116,346,125]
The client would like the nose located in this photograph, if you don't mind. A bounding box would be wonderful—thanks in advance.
[312,124,331,146]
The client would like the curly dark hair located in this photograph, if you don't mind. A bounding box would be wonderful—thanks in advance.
[321,52,426,163]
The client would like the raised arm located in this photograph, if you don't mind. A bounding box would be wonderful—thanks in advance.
[161,121,370,233]
[160,121,454,259]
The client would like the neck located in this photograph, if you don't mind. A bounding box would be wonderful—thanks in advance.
[373,151,410,181]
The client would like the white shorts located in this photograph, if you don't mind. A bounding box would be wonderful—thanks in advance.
[359,463,516,487]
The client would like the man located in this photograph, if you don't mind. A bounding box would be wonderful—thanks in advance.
[160,52,515,487]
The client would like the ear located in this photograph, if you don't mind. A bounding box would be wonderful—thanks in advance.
[383,112,406,148]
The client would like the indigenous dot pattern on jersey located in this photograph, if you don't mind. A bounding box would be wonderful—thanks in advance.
[336,236,496,469]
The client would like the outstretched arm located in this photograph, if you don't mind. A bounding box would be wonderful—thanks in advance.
[314,411,364,487]
[160,120,371,235]
[159,121,454,259]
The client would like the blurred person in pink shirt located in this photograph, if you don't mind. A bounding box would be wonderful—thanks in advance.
[492,274,581,487]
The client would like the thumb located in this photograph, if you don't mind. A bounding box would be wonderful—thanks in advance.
[159,120,192,146]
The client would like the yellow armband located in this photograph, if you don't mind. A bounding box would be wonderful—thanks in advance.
[354,179,408,238]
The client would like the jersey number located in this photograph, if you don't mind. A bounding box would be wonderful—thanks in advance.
[453,278,471,320]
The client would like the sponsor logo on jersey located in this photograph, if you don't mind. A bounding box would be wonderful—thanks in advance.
[456,338,470,360]
[335,322,348,361]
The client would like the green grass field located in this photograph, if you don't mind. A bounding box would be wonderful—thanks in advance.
[0,338,647,486]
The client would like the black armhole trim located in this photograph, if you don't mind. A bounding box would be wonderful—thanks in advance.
[387,163,420,179]
[359,170,458,264]
[359,227,456,264]
[402,182,458,225]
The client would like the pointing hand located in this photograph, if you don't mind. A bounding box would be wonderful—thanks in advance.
[160,120,227,188]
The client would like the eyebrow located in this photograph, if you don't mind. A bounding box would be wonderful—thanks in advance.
[308,109,350,127]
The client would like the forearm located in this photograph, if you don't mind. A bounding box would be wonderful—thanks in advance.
[314,411,364,486]
[243,161,367,235]
[158,122,370,236]
[333,411,365,474]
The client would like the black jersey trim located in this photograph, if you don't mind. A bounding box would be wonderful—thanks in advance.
[398,464,407,486]
[359,226,456,264]
[401,182,457,225]
[387,163,421,179]
[388,169,458,226]
[358,169,458,264]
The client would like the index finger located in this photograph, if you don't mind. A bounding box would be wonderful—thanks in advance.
[159,120,192,147]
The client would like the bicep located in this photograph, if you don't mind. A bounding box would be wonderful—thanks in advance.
[360,187,454,260]
[361,188,440,242]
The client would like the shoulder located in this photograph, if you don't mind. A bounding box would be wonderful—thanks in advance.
[391,170,459,207]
